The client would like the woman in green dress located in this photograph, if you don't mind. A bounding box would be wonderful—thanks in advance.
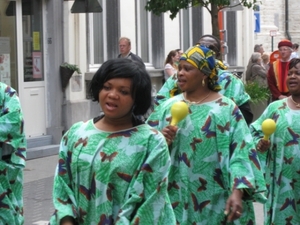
[49,58,175,225]
[250,58,300,224]
[154,34,253,125]
[147,45,266,224]
[0,82,26,225]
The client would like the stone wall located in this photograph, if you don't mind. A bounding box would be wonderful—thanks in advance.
[288,0,300,44]
[255,0,299,53]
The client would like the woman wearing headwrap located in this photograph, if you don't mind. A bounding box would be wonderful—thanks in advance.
[147,45,266,224]
[154,35,253,125]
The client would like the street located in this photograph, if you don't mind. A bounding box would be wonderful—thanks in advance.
[23,155,264,225]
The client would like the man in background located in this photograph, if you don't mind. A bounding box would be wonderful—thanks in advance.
[267,39,293,101]
[254,44,265,55]
[117,37,144,65]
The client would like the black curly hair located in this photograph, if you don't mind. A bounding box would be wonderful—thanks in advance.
[89,58,152,115]
[196,34,222,60]
[289,58,300,70]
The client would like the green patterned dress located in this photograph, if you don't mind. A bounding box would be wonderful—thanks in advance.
[0,82,26,225]
[250,99,300,225]
[147,94,266,224]
[49,118,176,225]
[154,70,250,108]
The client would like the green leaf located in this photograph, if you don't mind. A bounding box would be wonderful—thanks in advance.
[60,62,81,74]
[245,81,270,104]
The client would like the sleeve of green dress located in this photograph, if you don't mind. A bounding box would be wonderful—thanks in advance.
[0,83,26,167]
[249,103,277,174]
[225,105,267,203]
[218,70,250,106]
[116,131,175,225]
[154,75,181,108]
[49,122,83,225]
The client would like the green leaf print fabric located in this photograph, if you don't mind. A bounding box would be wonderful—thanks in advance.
[0,82,26,225]
[154,70,250,108]
[250,99,300,225]
[49,119,176,225]
[147,94,266,225]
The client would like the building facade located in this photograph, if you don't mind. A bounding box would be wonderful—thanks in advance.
[0,0,298,150]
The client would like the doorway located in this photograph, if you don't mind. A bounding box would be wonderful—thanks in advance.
[0,0,46,137]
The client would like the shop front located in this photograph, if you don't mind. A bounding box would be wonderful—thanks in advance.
[1,0,46,138]
[0,0,65,151]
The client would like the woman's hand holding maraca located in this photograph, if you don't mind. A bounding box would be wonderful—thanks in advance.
[256,139,271,153]
[162,125,178,145]
[257,118,276,153]
[163,101,188,145]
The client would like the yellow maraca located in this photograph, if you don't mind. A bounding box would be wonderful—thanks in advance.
[170,101,189,126]
[261,119,276,140]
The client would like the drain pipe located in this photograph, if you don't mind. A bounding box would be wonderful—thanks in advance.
[285,0,291,40]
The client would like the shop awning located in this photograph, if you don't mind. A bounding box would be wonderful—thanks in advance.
[6,0,32,16]
[71,0,103,13]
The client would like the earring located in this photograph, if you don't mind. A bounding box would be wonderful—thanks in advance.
[202,79,205,87]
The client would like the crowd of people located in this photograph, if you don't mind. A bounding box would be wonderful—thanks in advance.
[2,34,300,225]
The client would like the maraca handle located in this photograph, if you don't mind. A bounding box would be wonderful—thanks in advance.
[170,119,178,126]
[263,135,269,141]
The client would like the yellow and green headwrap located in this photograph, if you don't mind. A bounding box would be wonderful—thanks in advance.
[180,45,221,92]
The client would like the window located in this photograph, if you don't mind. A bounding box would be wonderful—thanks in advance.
[22,0,44,82]
[180,4,203,51]
[136,0,150,63]
[87,0,119,71]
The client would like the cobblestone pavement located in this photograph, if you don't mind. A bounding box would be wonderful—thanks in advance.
[23,155,57,225]
[22,155,264,225]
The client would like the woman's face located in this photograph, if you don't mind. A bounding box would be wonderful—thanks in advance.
[172,52,180,63]
[286,62,300,95]
[99,78,134,119]
[257,56,262,64]
[177,60,204,92]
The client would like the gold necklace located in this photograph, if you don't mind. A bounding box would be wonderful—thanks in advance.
[290,96,300,108]
[184,91,211,105]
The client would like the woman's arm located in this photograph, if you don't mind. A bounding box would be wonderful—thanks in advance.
[116,132,175,225]
[49,123,83,225]
[0,84,26,165]
[227,105,267,203]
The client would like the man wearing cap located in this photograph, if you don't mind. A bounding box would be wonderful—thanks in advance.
[267,39,293,101]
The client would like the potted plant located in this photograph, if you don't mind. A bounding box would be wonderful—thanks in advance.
[60,62,81,91]
[245,81,270,121]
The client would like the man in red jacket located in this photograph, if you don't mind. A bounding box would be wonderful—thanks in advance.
[267,39,293,101]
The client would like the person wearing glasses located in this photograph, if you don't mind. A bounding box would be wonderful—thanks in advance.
[267,39,293,102]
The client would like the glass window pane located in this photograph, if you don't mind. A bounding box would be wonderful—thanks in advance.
[0,1,18,90]
[93,12,104,64]
[138,0,149,62]
[182,9,190,51]
[23,0,44,82]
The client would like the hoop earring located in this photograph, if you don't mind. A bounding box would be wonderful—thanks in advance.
[202,79,205,87]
